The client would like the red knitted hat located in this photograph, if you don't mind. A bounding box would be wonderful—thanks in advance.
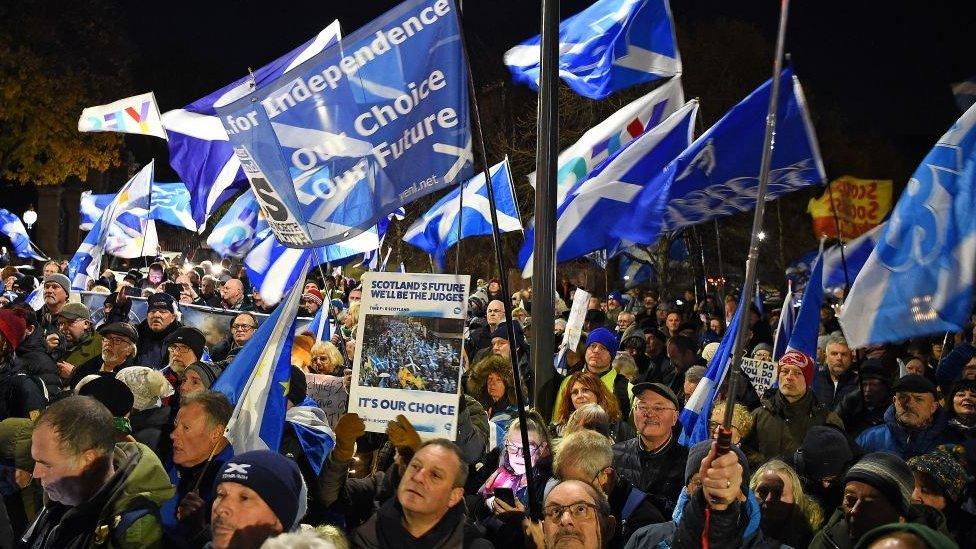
[302,288,324,306]
[0,308,28,352]
[778,349,815,387]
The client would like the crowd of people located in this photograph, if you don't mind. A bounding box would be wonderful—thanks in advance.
[0,259,972,548]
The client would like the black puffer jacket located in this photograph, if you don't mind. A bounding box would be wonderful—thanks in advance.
[13,329,60,395]
[135,319,182,369]
[612,429,688,518]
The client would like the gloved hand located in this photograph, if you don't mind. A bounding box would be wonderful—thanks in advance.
[332,413,365,462]
[387,414,421,452]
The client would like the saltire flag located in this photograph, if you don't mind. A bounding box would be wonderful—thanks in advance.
[403,159,521,269]
[214,0,472,248]
[679,297,743,446]
[206,190,268,258]
[148,182,197,231]
[620,255,655,288]
[360,208,405,270]
[0,208,46,261]
[161,22,342,228]
[26,287,44,311]
[519,101,697,277]
[786,253,824,372]
[527,77,685,205]
[504,0,681,100]
[245,228,379,306]
[840,103,976,347]
[614,68,826,245]
[213,258,309,452]
[68,162,155,290]
[78,92,167,140]
[821,222,885,291]
[304,302,332,342]
[80,192,115,231]
[772,284,796,360]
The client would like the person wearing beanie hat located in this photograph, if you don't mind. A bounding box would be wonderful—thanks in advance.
[907,444,976,539]
[300,287,324,316]
[135,290,183,369]
[38,272,71,337]
[701,341,721,364]
[76,375,137,442]
[0,308,27,353]
[0,307,50,421]
[751,342,773,362]
[116,366,174,455]
[742,350,844,469]
[854,522,958,549]
[552,327,631,432]
[836,358,893,437]
[210,450,307,548]
[180,361,223,397]
[856,374,949,460]
[811,452,921,548]
[161,326,206,395]
[793,425,856,511]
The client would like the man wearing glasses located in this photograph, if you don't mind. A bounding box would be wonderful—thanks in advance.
[65,322,139,390]
[52,303,101,385]
[612,382,688,517]
[211,313,258,364]
[540,479,615,549]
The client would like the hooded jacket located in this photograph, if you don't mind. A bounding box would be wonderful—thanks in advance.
[21,441,175,549]
[466,356,519,419]
[855,405,949,459]
[744,390,844,468]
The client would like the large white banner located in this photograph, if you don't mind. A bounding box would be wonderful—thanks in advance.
[349,272,470,439]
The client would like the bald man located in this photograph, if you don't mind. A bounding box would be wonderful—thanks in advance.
[219,279,251,311]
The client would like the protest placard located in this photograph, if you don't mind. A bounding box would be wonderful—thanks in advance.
[349,271,469,439]
[306,373,348,429]
[740,357,777,394]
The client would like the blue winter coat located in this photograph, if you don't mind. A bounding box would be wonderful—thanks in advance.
[855,404,949,459]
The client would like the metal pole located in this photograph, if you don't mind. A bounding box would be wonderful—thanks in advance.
[825,179,851,293]
[713,219,725,299]
[453,2,544,521]
[720,0,791,454]
[531,0,560,426]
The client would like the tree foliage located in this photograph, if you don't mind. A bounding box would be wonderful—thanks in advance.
[0,1,133,185]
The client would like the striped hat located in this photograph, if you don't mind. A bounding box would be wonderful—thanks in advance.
[843,452,914,515]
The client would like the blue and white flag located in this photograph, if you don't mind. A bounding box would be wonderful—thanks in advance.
[80,192,114,231]
[245,228,379,306]
[148,182,197,231]
[403,160,521,269]
[214,0,472,248]
[787,253,824,360]
[504,0,680,100]
[679,299,743,446]
[822,222,884,291]
[527,77,685,205]
[840,103,976,347]
[68,162,155,290]
[615,68,826,245]
[304,303,332,342]
[519,100,697,276]
[620,255,655,288]
[161,22,342,228]
[213,258,309,453]
[0,208,46,261]
[26,287,44,311]
[206,190,268,258]
[772,285,796,360]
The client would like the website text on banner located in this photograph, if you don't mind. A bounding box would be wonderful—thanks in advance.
[215,0,472,248]
[349,271,470,440]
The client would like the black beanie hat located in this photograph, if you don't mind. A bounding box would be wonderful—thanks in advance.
[843,452,914,515]
[215,450,306,529]
[794,425,855,479]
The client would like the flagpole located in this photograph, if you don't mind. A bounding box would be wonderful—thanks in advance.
[454,3,543,521]
[720,0,791,455]
[825,180,851,294]
[530,0,560,431]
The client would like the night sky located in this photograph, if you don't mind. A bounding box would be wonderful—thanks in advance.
[114,0,976,185]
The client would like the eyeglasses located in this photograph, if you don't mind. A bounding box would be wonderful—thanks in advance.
[505,442,542,456]
[633,403,676,416]
[543,501,600,523]
[231,324,256,331]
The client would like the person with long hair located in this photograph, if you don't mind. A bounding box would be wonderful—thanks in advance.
[749,459,824,548]
[551,371,633,442]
